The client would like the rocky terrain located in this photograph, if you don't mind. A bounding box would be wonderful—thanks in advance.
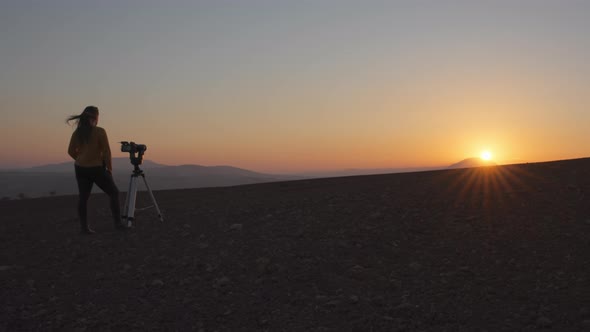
[1,158,589,331]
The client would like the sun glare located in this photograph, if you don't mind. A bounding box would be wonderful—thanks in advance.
[480,150,492,161]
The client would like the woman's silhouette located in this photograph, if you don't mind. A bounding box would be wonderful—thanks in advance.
[67,106,127,234]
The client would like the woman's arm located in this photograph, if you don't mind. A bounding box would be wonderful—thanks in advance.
[68,131,78,160]
[102,129,113,172]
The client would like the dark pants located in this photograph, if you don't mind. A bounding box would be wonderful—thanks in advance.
[75,165,121,228]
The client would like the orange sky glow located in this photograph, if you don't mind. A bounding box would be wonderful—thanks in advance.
[1,2,589,173]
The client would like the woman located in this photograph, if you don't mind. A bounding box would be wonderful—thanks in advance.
[67,106,127,234]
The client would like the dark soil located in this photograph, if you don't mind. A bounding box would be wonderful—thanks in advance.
[1,158,590,331]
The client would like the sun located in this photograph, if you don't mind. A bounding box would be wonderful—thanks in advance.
[480,150,493,161]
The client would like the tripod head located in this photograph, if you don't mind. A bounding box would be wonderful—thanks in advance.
[120,141,147,167]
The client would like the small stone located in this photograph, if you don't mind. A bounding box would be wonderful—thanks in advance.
[394,302,415,312]
[33,309,48,317]
[325,300,341,307]
[229,224,243,231]
[0,266,14,271]
[349,295,359,304]
[185,294,199,304]
[535,316,552,328]
[409,262,422,270]
[371,295,386,307]
[256,257,271,274]
[214,276,231,288]
[151,279,164,286]
[580,307,590,317]
[351,265,365,273]
[582,320,590,329]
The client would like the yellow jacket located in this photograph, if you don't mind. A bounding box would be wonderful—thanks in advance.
[68,127,113,171]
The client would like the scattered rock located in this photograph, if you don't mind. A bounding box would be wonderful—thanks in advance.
[293,228,305,238]
[409,262,422,270]
[535,316,552,328]
[256,257,271,274]
[371,295,386,307]
[393,302,415,313]
[325,300,341,307]
[0,265,15,271]
[32,308,48,317]
[257,317,269,326]
[229,224,243,231]
[351,265,365,274]
[214,276,231,288]
[370,211,382,219]
[151,279,164,286]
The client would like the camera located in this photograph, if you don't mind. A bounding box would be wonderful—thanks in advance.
[120,141,147,166]
[121,141,146,153]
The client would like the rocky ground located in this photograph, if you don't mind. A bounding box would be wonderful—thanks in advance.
[1,158,590,331]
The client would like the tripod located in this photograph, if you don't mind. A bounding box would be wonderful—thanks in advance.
[122,164,164,227]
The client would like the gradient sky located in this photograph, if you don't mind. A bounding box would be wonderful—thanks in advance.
[1,0,589,173]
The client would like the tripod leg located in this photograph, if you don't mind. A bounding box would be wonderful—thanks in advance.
[141,174,164,222]
[126,176,139,227]
[122,174,133,223]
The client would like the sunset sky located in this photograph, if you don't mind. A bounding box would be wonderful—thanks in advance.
[1,0,589,173]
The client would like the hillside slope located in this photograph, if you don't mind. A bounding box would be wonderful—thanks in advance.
[1,158,589,331]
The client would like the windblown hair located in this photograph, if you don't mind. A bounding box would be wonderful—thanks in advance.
[66,106,99,144]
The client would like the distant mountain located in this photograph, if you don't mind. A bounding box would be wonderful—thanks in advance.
[26,158,167,173]
[449,158,497,169]
[0,159,301,199]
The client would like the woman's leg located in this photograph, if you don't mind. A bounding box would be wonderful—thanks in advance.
[94,169,125,228]
[75,166,95,234]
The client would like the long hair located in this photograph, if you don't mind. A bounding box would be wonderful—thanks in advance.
[66,106,99,144]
